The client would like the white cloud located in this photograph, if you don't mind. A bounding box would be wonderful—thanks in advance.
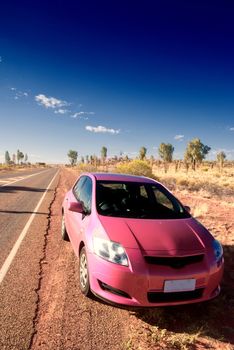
[71,111,95,119]
[85,125,120,134]
[174,135,184,141]
[230,127,234,131]
[212,148,234,155]
[54,109,68,114]
[10,87,29,99]
[35,94,68,109]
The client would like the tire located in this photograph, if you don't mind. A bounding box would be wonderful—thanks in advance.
[61,214,69,241]
[79,247,92,297]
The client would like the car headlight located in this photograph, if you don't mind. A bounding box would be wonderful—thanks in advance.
[93,237,128,266]
[212,239,223,262]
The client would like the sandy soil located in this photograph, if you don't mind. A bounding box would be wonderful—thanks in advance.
[30,168,234,350]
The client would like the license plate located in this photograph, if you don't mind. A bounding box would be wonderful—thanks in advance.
[164,279,196,293]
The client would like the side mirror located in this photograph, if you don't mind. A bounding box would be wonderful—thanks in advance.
[68,201,84,214]
[184,205,191,213]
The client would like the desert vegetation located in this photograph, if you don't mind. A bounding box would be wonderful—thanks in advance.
[3,149,28,165]
[67,138,233,200]
[0,149,31,170]
[0,149,48,171]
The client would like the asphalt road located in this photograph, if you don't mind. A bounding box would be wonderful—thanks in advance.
[0,167,60,350]
[0,168,58,268]
[0,168,48,181]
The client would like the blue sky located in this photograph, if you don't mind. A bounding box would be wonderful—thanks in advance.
[0,0,234,163]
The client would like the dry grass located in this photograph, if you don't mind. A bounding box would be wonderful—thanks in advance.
[193,203,209,218]
[0,164,13,171]
[152,163,234,198]
[72,163,98,173]
[0,164,46,172]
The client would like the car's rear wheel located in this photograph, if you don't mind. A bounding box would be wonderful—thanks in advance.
[61,214,69,241]
[79,247,91,297]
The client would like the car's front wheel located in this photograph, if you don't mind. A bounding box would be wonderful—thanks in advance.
[79,247,91,297]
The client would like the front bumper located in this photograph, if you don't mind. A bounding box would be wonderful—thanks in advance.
[88,250,224,307]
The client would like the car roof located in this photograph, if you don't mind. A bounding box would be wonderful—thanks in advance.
[90,172,156,184]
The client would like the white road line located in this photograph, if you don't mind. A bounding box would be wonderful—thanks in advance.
[0,169,60,284]
[0,170,50,187]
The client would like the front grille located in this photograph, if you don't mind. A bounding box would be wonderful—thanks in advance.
[144,255,204,269]
[148,288,204,303]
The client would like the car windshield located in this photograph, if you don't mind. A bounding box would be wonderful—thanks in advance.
[96,180,190,219]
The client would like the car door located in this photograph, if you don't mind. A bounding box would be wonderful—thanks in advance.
[67,176,92,255]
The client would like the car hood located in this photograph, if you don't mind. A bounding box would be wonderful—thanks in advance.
[98,215,212,255]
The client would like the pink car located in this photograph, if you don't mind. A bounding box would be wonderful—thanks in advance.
[62,173,224,307]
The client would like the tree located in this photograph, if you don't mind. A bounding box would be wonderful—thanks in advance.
[93,155,98,167]
[16,149,24,164]
[67,150,78,166]
[139,146,147,160]
[5,151,11,164]
[17,149,20,164]
[24,153,28,163]
[217,151,226,170]
[20,152,24,163]
[85,155,89,164]
[12,153,16,164]
[158,143,174,172]
[101,146,107,163]
[81,156,85,163]
[184,138,211,171]
[150,155,154,167]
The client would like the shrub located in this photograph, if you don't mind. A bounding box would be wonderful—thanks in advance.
[115,160,155,178]
[176,178,190,187]
[75,163,97,172]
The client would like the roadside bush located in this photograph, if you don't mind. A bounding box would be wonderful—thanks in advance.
[176,178,190,187]
[75,163,97,172]
[115,160,156,178]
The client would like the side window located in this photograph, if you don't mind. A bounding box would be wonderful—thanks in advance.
[140,185,148,199]
[153,187,174,210]
[74,176,92,213]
